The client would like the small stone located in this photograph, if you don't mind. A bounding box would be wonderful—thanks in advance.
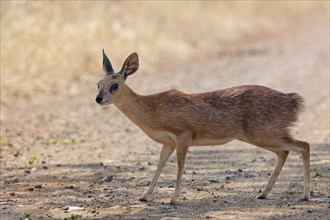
[238,168,243,172]
[110,205,121,210]
[9,192,15,196]
[13,151,20,157]
[91,209,96,213]
[244,173,255,178]
[5,177,19,184]
[35,184,42,189]
[51,190,61,196]
[62,206,69,211]
[209,179,220,183]
[103,176,113,182]
[31,167,37,173]
[68,206,84,211]
[98,193,108,198]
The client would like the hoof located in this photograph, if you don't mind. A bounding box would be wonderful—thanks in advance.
[169,199,177,205]
[257,195,266,200]
[139,197,148,202]
[299,197,309,202]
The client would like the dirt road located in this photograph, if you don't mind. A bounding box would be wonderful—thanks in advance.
[0,21,329,219]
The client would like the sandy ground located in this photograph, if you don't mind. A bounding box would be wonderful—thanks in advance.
[0,21,329,219]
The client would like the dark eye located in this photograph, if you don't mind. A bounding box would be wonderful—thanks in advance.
[110,83,119,93]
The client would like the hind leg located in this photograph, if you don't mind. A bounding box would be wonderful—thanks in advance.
[257,150,289,199]
[257,137,310,200]
[281,138,310,200]
[296,140,310,200]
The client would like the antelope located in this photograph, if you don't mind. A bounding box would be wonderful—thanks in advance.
[95,50,310,204]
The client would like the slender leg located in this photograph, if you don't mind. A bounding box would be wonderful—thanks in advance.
[300,141,310,200]
[170,143,189,204]
[140,145,175,202]
[258,150,289,199]
[279,138,311,201]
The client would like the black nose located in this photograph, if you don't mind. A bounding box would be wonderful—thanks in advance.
[96,96,102,103]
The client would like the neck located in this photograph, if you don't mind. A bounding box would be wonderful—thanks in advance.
[113,84,146,126]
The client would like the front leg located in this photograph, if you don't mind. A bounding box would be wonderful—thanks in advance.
[140,145,175,202]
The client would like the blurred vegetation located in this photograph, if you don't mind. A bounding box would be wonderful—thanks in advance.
[0,1,328,106]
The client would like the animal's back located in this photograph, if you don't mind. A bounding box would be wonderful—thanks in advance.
[145,85,304,143]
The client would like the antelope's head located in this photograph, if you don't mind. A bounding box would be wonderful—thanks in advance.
[96,50,139,105]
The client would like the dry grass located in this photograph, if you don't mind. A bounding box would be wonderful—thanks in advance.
[0,1,328,106]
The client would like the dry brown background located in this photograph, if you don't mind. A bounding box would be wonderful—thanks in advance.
[1,1,329,220]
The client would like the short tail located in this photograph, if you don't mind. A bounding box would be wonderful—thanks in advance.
[288,93,305,114]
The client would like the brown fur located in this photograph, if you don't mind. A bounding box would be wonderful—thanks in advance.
[96,51,310,204]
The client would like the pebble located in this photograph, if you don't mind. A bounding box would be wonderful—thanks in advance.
[102,176,114,182]
[97,193,109,198]
[129,204,148,208]
[51,189,74,196]
[62,206,69,210]
[244,173,255,178]
[110,205,121,210]
[68,206,85,211]
[13,151,20,157]
[5,177,19,184]
[35,184,42,189]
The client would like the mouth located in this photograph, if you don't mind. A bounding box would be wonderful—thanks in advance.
[98,100,110,106]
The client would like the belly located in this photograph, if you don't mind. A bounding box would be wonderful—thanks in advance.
[140,125,233,147]
[191,137,233,146]
[141,127,176,147]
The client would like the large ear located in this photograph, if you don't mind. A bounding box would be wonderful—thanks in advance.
[102,49,114,75]
[120,52,139,80]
